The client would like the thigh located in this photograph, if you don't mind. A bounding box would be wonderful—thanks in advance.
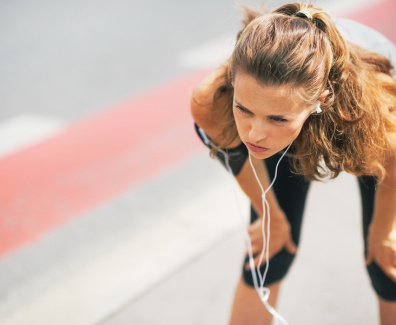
[250,153,310,244]
[265,154,310,246]
[243,153,310,287]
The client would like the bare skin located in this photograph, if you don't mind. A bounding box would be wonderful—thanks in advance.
[228,279,281,325]
[379,298,396,325]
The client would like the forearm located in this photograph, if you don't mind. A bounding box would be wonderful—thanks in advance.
[371,135,396,233]
[365,152,396,281]
[371,184,396,234]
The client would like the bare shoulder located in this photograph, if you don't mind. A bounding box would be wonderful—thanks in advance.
[386,132,396,153]
[190,64,228,126]
[190,63,239,146]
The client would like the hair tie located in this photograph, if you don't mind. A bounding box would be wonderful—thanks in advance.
[292,11,315,24]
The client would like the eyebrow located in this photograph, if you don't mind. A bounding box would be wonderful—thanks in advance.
[234,99,295,119]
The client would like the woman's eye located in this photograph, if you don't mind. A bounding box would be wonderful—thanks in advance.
[270,116,288,123]
[235,105,251,114]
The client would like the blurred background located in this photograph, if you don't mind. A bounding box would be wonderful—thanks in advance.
[0,0,395,324]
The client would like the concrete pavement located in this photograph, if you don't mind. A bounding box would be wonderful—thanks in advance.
[101,160,378,325]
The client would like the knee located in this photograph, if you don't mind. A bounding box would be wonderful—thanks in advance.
[242,249,296,287]
[367,262,396,301]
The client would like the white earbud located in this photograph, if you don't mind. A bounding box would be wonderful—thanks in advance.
[315,101,322,114]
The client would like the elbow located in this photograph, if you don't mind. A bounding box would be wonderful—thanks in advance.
[190,87,212,129]
[190,89,201,124]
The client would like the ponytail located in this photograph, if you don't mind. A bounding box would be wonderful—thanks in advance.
[278,3,396,180]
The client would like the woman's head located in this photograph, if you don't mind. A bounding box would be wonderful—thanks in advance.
[232,71,327,159]
[230,4,332,158]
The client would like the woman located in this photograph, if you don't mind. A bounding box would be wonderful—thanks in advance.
[191,3,396,325]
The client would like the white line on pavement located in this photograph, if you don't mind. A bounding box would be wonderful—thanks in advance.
[179,35,235,70]
[0,114,66,159]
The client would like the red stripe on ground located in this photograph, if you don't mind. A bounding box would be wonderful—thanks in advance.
[345,0,396,43]
[0,70,209,258]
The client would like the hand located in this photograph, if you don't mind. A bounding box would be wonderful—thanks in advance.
[366,226,396,282]
[245,210,297,270]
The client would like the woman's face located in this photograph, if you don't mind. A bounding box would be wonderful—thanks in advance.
[233,72,315,159]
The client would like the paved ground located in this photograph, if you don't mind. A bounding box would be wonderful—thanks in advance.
[100,165,378,325]
[0,0,394,324]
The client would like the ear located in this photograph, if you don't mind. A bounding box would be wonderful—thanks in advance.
[319,90,329,104]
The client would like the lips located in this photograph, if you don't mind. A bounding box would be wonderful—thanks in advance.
[246,142,268,153]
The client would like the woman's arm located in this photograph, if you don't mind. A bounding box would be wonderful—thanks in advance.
[366,133,396,281]
[191,64,239,147]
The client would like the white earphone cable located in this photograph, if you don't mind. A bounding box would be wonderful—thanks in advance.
[196,126,291,324]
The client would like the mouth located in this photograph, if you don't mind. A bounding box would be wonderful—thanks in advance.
[246,142,268,153]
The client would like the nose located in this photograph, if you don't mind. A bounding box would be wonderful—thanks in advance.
[249,119,268,143]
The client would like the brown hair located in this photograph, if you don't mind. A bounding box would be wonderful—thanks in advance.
[209,2,396,180]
